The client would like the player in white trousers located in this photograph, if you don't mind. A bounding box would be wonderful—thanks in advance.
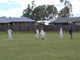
[60,28,63,38]
[35,28,39,39]
[40,28,45,40]
[8,29,12,40]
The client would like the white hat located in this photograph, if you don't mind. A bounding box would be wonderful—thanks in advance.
[60,28,62,30]
[69,22,72,23]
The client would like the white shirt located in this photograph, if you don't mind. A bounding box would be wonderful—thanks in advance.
[8,29,12,35]
[36,30,39,35]
[60,28,63,34]
[60,29,62,33]
[40,30,45,35]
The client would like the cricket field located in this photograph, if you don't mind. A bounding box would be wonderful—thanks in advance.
[0,31,80,60]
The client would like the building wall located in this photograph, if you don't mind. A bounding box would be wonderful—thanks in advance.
[50,23,68,25]
[75,22,80,25]
[12,22,35,25]
[13,22,25,25]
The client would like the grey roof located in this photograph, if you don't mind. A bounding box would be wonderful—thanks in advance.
[53,17,80,23]
[10,17,35,22]
[0,17,35,23]
[0,18,10,23]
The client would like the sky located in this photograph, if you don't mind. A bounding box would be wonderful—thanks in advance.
[0,0,80,17]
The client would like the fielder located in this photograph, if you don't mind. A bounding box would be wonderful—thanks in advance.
[35,28,39,39]
[68,22,73,39]
[40,28,45,40]
[60,27,63,38]
[8,29,12,40]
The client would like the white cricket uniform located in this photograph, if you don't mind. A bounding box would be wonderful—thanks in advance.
[60,28,63,38]
[40,30,45,39]
[8,29,12,39]
[35,29,39,39]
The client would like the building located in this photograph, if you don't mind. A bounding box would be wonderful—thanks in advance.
[50,17,80,25]
[0,18,10,25]
[0,17,36,26]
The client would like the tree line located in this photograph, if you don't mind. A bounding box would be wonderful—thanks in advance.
[22,0,72,21]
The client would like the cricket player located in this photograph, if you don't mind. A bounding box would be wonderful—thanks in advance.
[60,27,63,38]
[68,22,73,39]
[40,28,45,40]
[8,29,12,40]
[35,28,39,39]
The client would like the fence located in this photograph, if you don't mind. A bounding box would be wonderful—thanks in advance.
[0,25,80,31]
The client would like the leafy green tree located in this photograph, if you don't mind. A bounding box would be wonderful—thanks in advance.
[22,4,57,21]
[58,7,69,17]
[0,16,6,18]
[31,0,36,10]
[60,0,72,17]
[46,5,57,19]
[23,4,32,18]
[31,5,57,20]
[31,5,46,20]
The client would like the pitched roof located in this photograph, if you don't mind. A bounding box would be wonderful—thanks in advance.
[53,17,80,23]
[0,17,35,23]
[10,17,35,22]
[0,18,10,23]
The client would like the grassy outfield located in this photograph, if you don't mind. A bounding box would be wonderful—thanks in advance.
[0,31,80,60]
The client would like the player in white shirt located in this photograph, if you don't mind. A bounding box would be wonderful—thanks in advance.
[35,28,39,39]
[60,27,63,38]
[40,28,45,40]
[8,29,12,40]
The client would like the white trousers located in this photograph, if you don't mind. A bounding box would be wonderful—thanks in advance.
[41,34,45,38]
[8,34,12,39]
[35,34,39,39]
[60,32,63,38]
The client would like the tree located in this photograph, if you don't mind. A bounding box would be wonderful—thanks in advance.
[58,7,69,17]
[31,0,36,10]
[22,4,57,21]
[0,16,6,18]
[31,5,46,20]
[22,0,36,18]
[23,4,32,18]
[60,0,72,17]
[31,5,57,20]
[45,5,57,19]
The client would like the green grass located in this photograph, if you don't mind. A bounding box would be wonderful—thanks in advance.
[0,31,80,60]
